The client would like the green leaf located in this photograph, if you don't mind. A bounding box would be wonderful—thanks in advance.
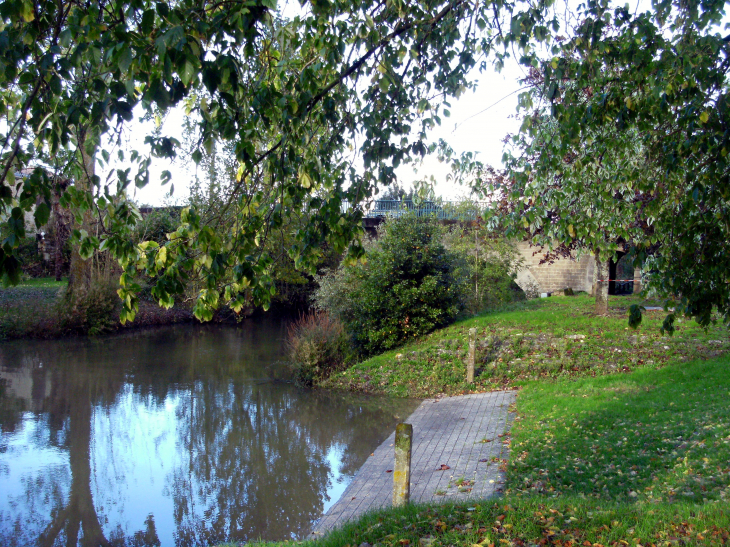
[141,9,155,33]
[119,48,133,73]
[660,313,675,336]
[19,0,34,22]
[180,59,196,87]
[628,304,644,329]
[34,202,50,228]
[155,246,167,269]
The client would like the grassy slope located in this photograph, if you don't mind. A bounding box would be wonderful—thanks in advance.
[321,295,730,398]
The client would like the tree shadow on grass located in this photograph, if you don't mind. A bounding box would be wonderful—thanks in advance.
[508,358,730,504]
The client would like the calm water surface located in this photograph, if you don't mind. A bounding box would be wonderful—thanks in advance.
[0,317,420,546]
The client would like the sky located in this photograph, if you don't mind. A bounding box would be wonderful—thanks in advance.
[128,9,530,207]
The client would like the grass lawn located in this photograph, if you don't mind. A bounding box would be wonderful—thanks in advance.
[0,277,67,338]
[321,294,730,398]
[254,354,730,547]
[15,276,68,288]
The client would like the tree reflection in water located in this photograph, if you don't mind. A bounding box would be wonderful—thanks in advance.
[0,321,420,546]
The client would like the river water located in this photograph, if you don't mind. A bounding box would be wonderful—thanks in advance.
[0,317,420,546]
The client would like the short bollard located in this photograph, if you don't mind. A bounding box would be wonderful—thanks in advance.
[467,327,476,383]
[393,423,412,507]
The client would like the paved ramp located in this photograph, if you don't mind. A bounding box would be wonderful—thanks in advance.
[311,390,517,536]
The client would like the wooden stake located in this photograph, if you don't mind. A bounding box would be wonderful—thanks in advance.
[467,327,476,383]
[393,423,412,506]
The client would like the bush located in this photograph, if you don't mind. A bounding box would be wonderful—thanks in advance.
[57,280,120,335]
[134,207,181,245]
[287,311,352,386]
[315,215,462,355]
[442,224,525,314]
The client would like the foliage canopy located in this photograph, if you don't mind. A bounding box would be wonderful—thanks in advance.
[0,0,554,320]
[1,0,727,327]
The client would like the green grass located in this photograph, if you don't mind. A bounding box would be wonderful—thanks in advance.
[15,276,68,288]
[247,355,730,547]
[509,357,730,505]
[0,277,66,338]
[321,295,730,398]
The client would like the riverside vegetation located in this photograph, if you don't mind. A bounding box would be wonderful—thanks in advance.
[288,215,524,384]
[283,216,730,546]
[0,206,322,339]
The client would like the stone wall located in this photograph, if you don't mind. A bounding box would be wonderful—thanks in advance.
[514,241,595,295]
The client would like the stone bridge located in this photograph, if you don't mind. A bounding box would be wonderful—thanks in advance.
[357,202,640,297]
[513,242,641,297]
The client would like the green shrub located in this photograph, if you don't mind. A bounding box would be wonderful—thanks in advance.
[134,207,181,245]
[57,280,120,335]
[315,215,462,355]
[287,311,352,386]
[442,224,525,314]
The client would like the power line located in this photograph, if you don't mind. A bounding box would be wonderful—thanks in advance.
[451,86,528,134]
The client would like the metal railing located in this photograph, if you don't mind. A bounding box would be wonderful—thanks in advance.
[342,200,488,221]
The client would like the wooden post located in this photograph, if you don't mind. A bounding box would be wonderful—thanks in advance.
[393,423,412,507]
[467,327,476,383]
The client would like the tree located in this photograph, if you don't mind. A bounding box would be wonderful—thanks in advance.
[487,108,656,315]
[486,0,729,327]
[441,217,525,314]
[0,0,563,322]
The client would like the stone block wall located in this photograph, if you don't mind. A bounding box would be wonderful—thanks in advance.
[514,241,595,295]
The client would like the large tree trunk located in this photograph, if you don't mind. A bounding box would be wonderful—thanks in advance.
[66,130,95,299]
[594,249,609,315]
[51,178,69,282]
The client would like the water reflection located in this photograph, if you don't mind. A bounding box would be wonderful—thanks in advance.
[0,319,420,546]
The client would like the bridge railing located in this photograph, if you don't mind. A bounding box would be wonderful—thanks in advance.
[341,200,488,221]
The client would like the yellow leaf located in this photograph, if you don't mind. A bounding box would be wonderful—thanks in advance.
[155,246,167,268]
[568,224,575,237]
[522,217,529,228]
[20,1,34,21]
[299,170,311,189]
[551,58,558,69]
[700,111,709,123]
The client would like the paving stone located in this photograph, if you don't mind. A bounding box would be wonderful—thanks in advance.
[309,390,517,538]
